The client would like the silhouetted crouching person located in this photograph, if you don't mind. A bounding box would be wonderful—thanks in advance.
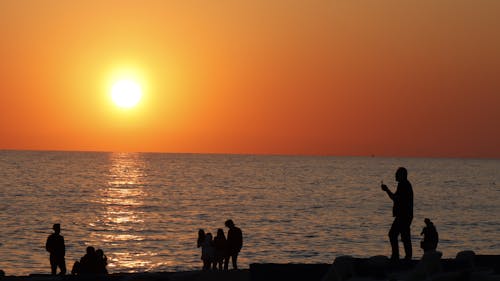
[420,218,439,253]
[213,228,228,271]
[381,167,414,261]
[46,224,66,275]
[225,219,243,270]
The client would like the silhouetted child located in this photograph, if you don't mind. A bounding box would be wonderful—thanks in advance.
[420,218,439,252]
[201,233,215,270]
[197,229,206,248]
[213,229,228,271]
[45,223,66,275]
[197,229,206,269]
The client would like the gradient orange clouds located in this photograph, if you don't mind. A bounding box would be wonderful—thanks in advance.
[1,1,499,158]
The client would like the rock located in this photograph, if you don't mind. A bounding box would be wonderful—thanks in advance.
[365,255,390,279]
[455,250,476,269]
[367,255,390,269]
[404,251,442,281]
[321,256,355,281]
[250,264,329,281]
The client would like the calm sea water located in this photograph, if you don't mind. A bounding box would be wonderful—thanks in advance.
[0,151,498,275]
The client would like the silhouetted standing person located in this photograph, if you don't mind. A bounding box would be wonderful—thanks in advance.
[201,233,215,270]
[197,229,206,248]
[45,223,66,275]
[225,219,243,270]
[420,218,439,253]
[213,228,228,271]
[381,167,413,261]
[197,229,206,269]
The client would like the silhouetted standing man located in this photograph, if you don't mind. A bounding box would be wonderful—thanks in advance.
[46,223,66,275]
[381,167,413,261]
[225,219,243,270]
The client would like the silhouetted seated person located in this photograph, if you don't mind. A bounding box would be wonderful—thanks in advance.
[71,246,108,275]
[96,249,108,275]
[420,218,439,252]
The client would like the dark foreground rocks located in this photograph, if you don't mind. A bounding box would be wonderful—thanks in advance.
[1,253,499,281]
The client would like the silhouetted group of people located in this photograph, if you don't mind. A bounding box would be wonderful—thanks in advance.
[45,219,244,276]
[381,167,439,262]
[45,224,108,276]
[197,219,243,271]
[45,167,438,276]
[71,246,108,275]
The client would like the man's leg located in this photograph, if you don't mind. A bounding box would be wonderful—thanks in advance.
[231,253,238,270]
[388,219,400,260]
[224,256,229,271]
[203,259,209,270]
[401,217,413,260]
[58,257,67,275]
[50,255,57,275]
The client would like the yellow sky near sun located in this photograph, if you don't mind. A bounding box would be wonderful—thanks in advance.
[1,0,499,157]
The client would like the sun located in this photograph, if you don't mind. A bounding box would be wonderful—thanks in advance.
[111,79,142,108]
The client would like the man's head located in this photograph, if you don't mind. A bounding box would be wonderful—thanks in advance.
[86,246,95,255]
[225,219,235,228]
[53,224,61,234]
[395,167,408,182]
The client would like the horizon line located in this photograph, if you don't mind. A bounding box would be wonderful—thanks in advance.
[1,148,499,161]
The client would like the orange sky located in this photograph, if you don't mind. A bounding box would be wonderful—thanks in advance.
[1,1,499,158]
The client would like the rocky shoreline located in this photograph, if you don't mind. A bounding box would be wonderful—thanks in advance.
[1,252,499,281]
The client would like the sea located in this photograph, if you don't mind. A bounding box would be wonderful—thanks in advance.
[0,150,499,275]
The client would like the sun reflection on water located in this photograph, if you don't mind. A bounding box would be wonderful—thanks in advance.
[98,152,150,271]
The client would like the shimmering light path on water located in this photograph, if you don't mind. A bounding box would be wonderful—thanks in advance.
[0,151,499,275]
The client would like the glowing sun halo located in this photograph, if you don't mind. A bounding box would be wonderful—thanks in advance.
[111,79,142,108]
